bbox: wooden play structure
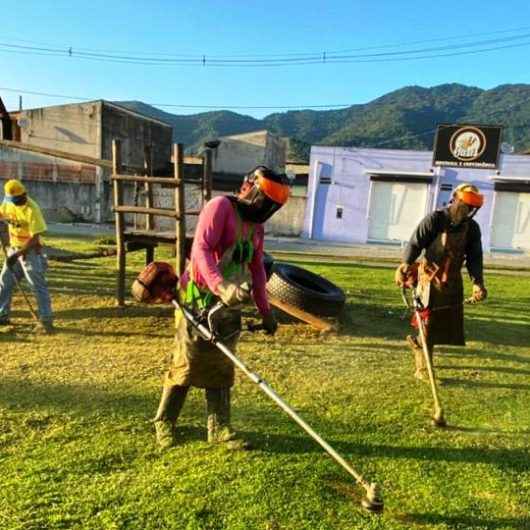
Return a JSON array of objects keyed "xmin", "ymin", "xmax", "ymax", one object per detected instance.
[
  {"xmin": 111, "ymin": 140, "xmax": 213, "ymax": 306},
  {"xmin": 111, "ymin": 138, "xmax": 334, "ymax": 331}
]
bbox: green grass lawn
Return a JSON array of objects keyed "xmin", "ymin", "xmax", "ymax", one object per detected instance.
[{"xmin": 1, "ymin": 235, "xmax": 529, "ymax": 530}]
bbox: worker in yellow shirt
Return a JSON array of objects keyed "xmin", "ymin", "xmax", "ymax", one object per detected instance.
[{"xmin": 0, "ymin": 179, "xmax": 54, "ymax": 333}]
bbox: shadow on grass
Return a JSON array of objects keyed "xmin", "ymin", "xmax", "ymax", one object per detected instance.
[
  {"xmin": 338, "ymin": 303, "xmax": 405, "ymax": 340},
  {"xmin": 441, "ymin": 377, "xmax": 530, "ymax": 391},
  {"xmin": 55, "ymin": 326, "xmax": 172, "ymax": 340},
  {"xmin": 248, "ymin": 432, "xmax": 529, "ymax": 470},
  {"xmin": 0, "ymin": 377, "xmax": 152, "ymax": 418},
  {"xmin": 441, "ymin": 348, "xmax": 530, "ymax": 366},
  {"xmin": 442, "ymin": 425, "xmax": 530, "ymax": 436},
  {"xmin": 2, "ymin": 376, "xmax": 528, "ymax": 473},
  {"xmin": 437, "ymin": 364, "xmax": 530, "ymax": 376},
  {"xmin": 399, "ymin": 512, "xmax": 530, "ymax": 530},
  {"xmin": 53, "ymin": 305, "xmax": 172, "ymax": 321}
]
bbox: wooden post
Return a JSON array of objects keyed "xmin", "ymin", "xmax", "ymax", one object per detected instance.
[
  {"xmin": 112, "ymin": 140, "xmax": 126, "ymax": 307},
  {"xmin": 144, "ymin": 145, "xmax": 154, "ymax": 265},
  {"xmin": 174, "ymin": 143, "xmax": 186, "ymax": 277},
  {"xmin": 202, "ymin": 148, "xmax": 213, "ymax": 204}
]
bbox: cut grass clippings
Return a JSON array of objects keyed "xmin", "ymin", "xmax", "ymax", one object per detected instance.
[{"xmin": 1, "ymin": 234, "xmax": 529, "ymax": 529}]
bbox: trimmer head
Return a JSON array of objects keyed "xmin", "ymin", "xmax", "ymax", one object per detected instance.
[
  {"xmin": 432, "ymin": 410, "xmax": 447, "ymax": 428},
  {"xmin": 361, "ymin": 483, "xmax": 384, "ymax": 514}
]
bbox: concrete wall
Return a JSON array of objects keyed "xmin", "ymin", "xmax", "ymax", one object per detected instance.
[
  {"xmin": 14, "ymin": 100, "xmax": 173, "ymax": 172},
  {"xmin": 0, "ymin": 144, "xmax": 105, "ymax": 222},
  {"xmin": 17, "ymin": 101, "xmax": 102, "ymax": 158},
  {"xmin": 101, "ymin": 103, "xmax": 172, "ymax": 172},
  {"xmin": 212, "ymin": 130, "xmax": 286, "ymax": 175},
  {"xmin": 305, "ymin": 145, "xmax": 530, "ymax": 250},
  {"xmin": 265, "ymin": 133, "xmax": 288, "ymax": 172},
  {"xmin": 264, "ymin": 193, "xmax": 306, "ymax": 236},
  {"xmin": 147, "ymin": 183, "xmax": 306, "ymax": 237}
]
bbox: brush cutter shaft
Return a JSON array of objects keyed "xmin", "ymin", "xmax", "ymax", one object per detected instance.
[
  {"xmin": 414, "ymin": 305, "xmax": 443, "ymax": 415},
  {"xmin": 0, "ymin": 239, "xmax": 39, "ymax": 321},
  {"xmin": 174, "ymin": 299, "xmax": 371, "ymax": 490}
]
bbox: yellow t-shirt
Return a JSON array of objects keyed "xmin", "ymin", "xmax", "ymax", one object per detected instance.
[{"xmin": 0, "ymin": 198, "xmax": 47, "ymax": 248}]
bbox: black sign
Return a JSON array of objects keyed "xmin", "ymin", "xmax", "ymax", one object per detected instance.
[{"xmin": 432, "ymin": 124, "xmax": 503, "ymax": 169}]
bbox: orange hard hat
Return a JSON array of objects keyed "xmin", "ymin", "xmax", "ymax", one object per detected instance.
[{"xmin": 453, "ymin": 183, "xmax": 484, "ymax": 208}]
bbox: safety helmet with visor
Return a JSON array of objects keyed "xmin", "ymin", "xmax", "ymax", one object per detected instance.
[
  {"xmin": 236, "ymin": 166, "xmax": 291, "ymax": 223},
  {"xmin": 449, "ymin": 183, "xmax": 484, "ymax": 223}
]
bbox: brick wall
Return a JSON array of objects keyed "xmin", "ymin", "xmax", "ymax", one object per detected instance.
[{"xmin": 0, "ymin": 160, "xmax": 96, "ymax": 184}]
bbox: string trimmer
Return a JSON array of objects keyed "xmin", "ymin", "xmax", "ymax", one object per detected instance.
[
  {"xmin": 132, "ymin": 262, "xmax": 384, "ymax": 513},
  {"xmin": 408, "ymin": 288, "xmax": 446, "ymax": 427},
  {"xmin": 0, "ymin": 226, "xmax": 39, "ymax": 323},
  {"xmin": 401, "ymin": 286, "xmax": 479, "ymax": 428}
]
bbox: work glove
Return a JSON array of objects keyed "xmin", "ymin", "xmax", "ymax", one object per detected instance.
[
  {"xmin": 216, "ymin": 281, "xmax": 251, "ymax": 307},
  {"xmin": 261, "ymin": 311, "xmax": 278, "ymax": 335},
  {"xmin": 394, "ymin": 263, "xmax": 410, "ymax": 287},
  {"xmin": 470, "ymin": 283, "xmax": 488, "ymax": 303},
  {"xmin": 6, "ymin": 252, "xmax": 20, "ymax": 269}
]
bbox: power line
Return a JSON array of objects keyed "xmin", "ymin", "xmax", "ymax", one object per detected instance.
[
  {"xmin": 2, "ymin": 24, "xmax": 530, "ymax": 60},
  {"xmin": 0, "ymin": 87, "xmax": 353, "ymax": 110},
  {"xmin": 1, "ymin": 30, "xmax": 530, "ymax": 66}
]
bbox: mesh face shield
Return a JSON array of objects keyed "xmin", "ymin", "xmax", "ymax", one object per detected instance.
[
  {"xmin": 451, "ymin": 184, "xmax": 485, "ymax": 222},
  {"xmin": 236, "ymin": 166, "xmax": 290, "ymax": 223}
]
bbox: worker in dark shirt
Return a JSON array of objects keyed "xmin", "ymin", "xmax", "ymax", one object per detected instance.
[{"xmin": 395, "ymin": 183, "xmax": 488, "ymax": 379}]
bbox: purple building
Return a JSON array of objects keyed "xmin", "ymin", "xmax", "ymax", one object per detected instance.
[{"xmin": 304, "ymin": 146, "xmax": 530, "ymax": 252}]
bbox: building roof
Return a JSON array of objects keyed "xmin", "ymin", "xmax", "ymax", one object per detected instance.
[
  {"xmin": 10, "ymin": 100, "xmax": 172, "ymax": 128},
  {"xmin": 219, "ymin": 129, "xmax": 272, "ymax": 140},
  {"xmin": 102, "ymin": 101, "xmax": 172, "ymax": 128}
]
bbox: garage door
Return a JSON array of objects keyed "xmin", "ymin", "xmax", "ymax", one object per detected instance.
[
  {"xmin": 490, "ymin": 191, "xmax": 530, "ymax": 251},
  {"xmin": 368, "ymin": 181, "xmax": 429, "ymax": 242}
]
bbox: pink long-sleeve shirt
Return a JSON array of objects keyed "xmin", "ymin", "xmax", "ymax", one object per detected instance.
[{"xmin": 180, "ymin": 196, "xmax": 270, "ymax": 316}]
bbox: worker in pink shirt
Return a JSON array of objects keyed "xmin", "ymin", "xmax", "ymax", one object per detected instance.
[{"xmin": 154, "ymin": 166, "xmax": 290, "ymax": 450}]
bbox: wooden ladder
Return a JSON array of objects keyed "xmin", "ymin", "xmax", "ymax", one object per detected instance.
[{"xmin": 111, "ymin": 139, "xmax": 213, "ymax": 306}]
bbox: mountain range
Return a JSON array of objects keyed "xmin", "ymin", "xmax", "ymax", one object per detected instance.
[{"xmin": 119, "ymin": 83, "xmax": 530, "ymax": 161}]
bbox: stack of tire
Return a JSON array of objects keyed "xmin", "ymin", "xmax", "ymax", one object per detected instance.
[{"xmin": 263, "ymin": 253, "xmax": 345, "ymax": 318}]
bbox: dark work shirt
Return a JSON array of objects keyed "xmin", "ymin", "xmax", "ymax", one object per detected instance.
[{"xmin": 403, "ymin": 208, "xmax": 484, "ymax": 284}]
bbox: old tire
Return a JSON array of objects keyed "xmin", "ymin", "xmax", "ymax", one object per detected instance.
[
  {"xmin": 266, "ymin": 263, "xmax": 345, "ymax": 317},
  {"xmin": 263, "ymin": 252, "xmax": 274, "ymax": 281}
]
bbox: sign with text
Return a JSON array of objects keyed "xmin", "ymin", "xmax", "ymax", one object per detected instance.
[{"xmin": 433, "ymin": 124, "xmax": 503, "ymax": 169}]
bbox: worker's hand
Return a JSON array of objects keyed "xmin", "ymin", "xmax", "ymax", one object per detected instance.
[
  {"xmin": 471, "ymin": 283, "xmax": 488, "ymax": 303},
  {"xmin": 394, "ymin": 263, "xmax": 410, "ymax": 287},
  {"xmin": 6, "ymin": 252, "xmax": 20, "ymax": 269},
  {"xmin": 261, "ymin": 311, "xmax": 278, "ymax": 335},
  {"xmin": 216, "ymin": 281, "xmax": 251, "ymax": 307}
]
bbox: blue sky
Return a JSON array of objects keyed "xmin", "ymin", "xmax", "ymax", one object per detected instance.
[{"xmin": 2, "ymin": 0, "xmax": 530, "ymax": 118}]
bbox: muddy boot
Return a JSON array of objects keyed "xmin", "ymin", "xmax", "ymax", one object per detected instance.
[
  {"xmin": 206, "ymin": 388, "xmax": 251, "ymax": 450},
  {"xmin": 153, "ymin": 385, "xmax": 189, "ymax": 450},
  {"xmin": 34, "ymin": 321, "xmax": 55, "ymax": 335}
]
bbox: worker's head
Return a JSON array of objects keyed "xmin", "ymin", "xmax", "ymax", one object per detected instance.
[
  {"xmin": 448, "ymin": 183, "xmax": 484, "ymax": 225},
  {"xmin": 236, "ymin": 166, "xmax": 290, "ymax": 223},
  {"xmin": 3, "ymin": 179, "xmax": 28, "ymax": 206}
]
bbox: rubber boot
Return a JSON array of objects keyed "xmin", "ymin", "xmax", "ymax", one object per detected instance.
[
  {"xmin": 153, "ymin": 385, "xmax": 189, "ymax": 450},
  {"xmin": 206, "ymin": 387, "xmax": 251, "ymax": 450}
]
